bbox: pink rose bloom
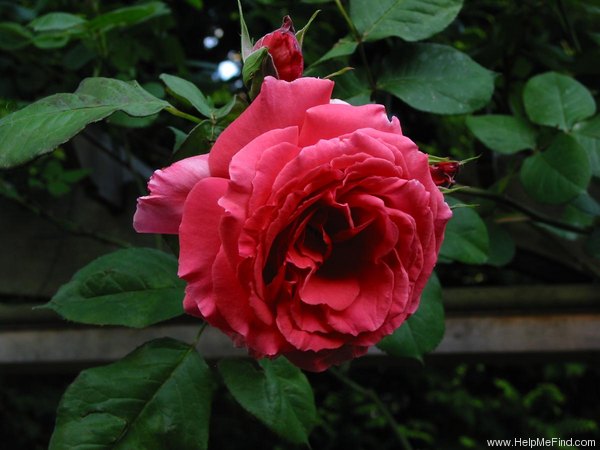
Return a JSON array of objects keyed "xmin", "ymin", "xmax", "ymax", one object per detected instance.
[
  {"xmin": 134, "ymin": 77, "xmax": 451, "ymax": 372},
  {"xmin": 252, "ymin": 16, "xmax": 303, "ymax": 82}
]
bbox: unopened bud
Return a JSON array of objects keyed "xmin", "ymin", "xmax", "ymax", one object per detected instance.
[
  {"xmin": 430, "ymin": 161, "xmax": 460, "ymax": 187},
  {"xmin": 252, "ymin": 16, "xmax": 303, "ymax": 82}
]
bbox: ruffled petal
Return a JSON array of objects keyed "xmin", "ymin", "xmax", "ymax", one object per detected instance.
[
  {"xmin": 298, "ymin": 103, "xmax": 401, "ymax": 147},
  {"xmin": 134, "ymin": 154, "xmax": 210, "ymax": 234}
]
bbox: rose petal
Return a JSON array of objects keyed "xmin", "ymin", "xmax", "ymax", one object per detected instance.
[
  {"xmin": 212, "ymin": 249, "xmax": 290, "ymax": 356},
  {"xmin": 134, "ymin": 154, "xmax": 210, "ymax": 234},
  {"xmin": 178, "ymin": 176, "xmax": 228, "ymax": 279},
  {"xmin": 227, "ymin": 126, "xmax": 299, "ymax": 187},
  {"xmin": 326, "ymin": 264, "xmax": 396, "ymax": 336},
  {"xmin": 300, "ymin": 273, "xmax": 360, "ymax": 310},
  {"xmin": 276, "ymin": 300, "xmax": 345, "ymax": 352},
  {"xmin": 179, "ymin": 177, "xmax": 241, "ymax": 338},
  {"xmin": 298, "ymin": 103, "xmax": 401, "ymax": 147},
  {"xmin": 209, "ymin": 77, "xmax": 333, "ymax": 178},
  {"xmin": 285, "ymin": 345, "xmax": 369, "ymax": 372}
]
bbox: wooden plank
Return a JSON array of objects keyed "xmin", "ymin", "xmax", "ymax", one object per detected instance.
[{"xmin": 1, "ymin": 312, "xmax": 598, "ymax": 368}]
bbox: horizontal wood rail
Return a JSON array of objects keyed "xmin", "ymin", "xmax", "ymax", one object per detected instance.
[{"xmin": 1, "ymin": 284, "xmax": 598, "ymax": 371}]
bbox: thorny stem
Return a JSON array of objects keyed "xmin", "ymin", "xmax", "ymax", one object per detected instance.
[
  {"xmin": 0, "ymin": 179, "xmax": 131, "ymax": 248},
  {"xmin": 329, "ymin": 367, "xmax": 414, "ymax": 450},
  {"xmin": 333, "ymin": 0, "xmax": 377, "ymax": 93},
  {"xmin": 458, "ymin": 186, "xmax": 592, "ymax": 234}
]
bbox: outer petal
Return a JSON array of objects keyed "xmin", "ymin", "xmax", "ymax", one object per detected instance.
[
  {"xmin": 134, "ymin": 154, "xmax": 210, "ymax": 234},
  {"xmin": 179, "ymin": 177, "xmax": 229, "ymax": 323},
  {"xmin": 209, "ymin": 77, "xmax": 334, "ymax": 178},
  {"xmin": 178, "ymin": 176, "xmax": 228, "ymax": 279},
  {"xmin": 298, "ymin": 103, "xmax": 402, "ymax": 147}
]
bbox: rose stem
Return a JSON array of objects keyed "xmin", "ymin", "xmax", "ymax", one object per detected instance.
[
  {"xmin": 165, "ymin": 106, "xmax": 204, "ymax": 124},
  {"xmin": 328, "ymin": 367, "xmax": 414, "ymax": 450},
  {"xmin": 457, "ymin": 186, "xmax": 592, "ymax": 235}
]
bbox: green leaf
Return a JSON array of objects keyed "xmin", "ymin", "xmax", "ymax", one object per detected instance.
[
  {"xmin": 29, "ymin": 12, "xmax": 86, "ymax": 32},
  {"xmin": 520, "ymin": 134, "xmax": 591, "ymax": 204},
  {"xmin": 242, "ymin": 46, "xmax": 270, "ymax": 86},
  {"xmin": 378, "ymin": 44, "xmax": 495, "ymax": 114},
  {"xmin": 49, "ymin": 338, "xmax": 214, "ymax": 450},
  {"xmin": 237, "ymin": 0, "xmax": 253, "ymax": 61},
  {"xmin": 0, "ymin": 77, "xmax": 170, "ymax": 168},
  {"xmin": 213, "ymin": 95, "xmax": 237, "ymax": 120},
  {"xmin": 377, "ymin": 273, "xmax": 444, "ymax": 360},
  {"xmin": 351, "ymin": 0, "xmax": 463, "ymax": 42},
  {"xmin": 572, "ymin": 192, "xmax": 600, "ymax": 217},
  {"xmin": 573, "ymin": 115, "xmax": 600, "ymax": 177},
  {"xmin": 466, "ymin": 115, "xmax": 537, "ymax": 154},
  {"xmin": 0, "ymin": 22, "xmax": 32, "ymax": 50},
  {"xmin": 108, "ymin": 111, "xmax": 158, "ymax": 128},
  {"xmin": 45, "ymin": 248, "xmax": 185, "ymax": 328},
  {"xmin": 169, "ymin": 126, "xmax": 188, "ymax": 153},
  {"xmin": 523, "ymin": 72, "xmax": 596, "ymax": 131},
  {"xmin": 219, "ymin": 357, "xmax": 318, "ymax": 445},
  {"xmin": 185, "ymin": 0, "xmax": 203, "ymax": 9},
  {"xmin": 440, "ymin": 197, "xmax": 489, "ymax": 264},
  {"xmin": 295, "ymin": 9, "xmax": 321, "ymax": 48},
  {"xmin": 172, "ymin": 121, "xmax": 218, "ymax": 159},
  {"xmin": 244, "ymin": 48, "xmax": 278, "ymax": 100},
  {"xmin": 485, "ymin": 221, "xmax": 516, "ymax": 267},
  {"xmin": 31, "ymin": 31, "xmax": 71, "ymax": 49},
  {"xmin": 312, "ymin": 36, "xmax": 357, "ymax": 66},
  {"xmin": 87, "ymin": 2, "xmax": 170, "ymax": 33},
  {"xmin": 160, "ymin": 73, "xmax": 213, "ymax": 118}
]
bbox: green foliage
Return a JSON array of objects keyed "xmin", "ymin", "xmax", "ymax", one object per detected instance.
[
  {"xmin": 160, "ymin": 73, "xmax": 214, "ymax": 118},
  {"xmin": 49, "ymin": 338, "xmax": 214, "ymax": 450},
  {"xmin": 0, "ymin": 78, "xmax": 170, "ymax": 168},
  {"xmin": 219, "ymin": 357, "xmax": 319, "ymax": 445},
  {"xmin": 440, "ymin": 198, "xmax": 490, "ymax": 264},
  {"xmin": 350, "ymin": 0, "xmax": 463, "ymax": 42},
  {"xmin": 466, "ymin": 115, "xmax": 537, "ymax": 154},
  {"xmin": 485, "ymin": 222, "xmax": 516, "ymax": 267},
  {"xmin": 29, "ymin": 12, "xmax": 86, "ymax": 33},
  {"xmin": 312, "ymin": 362, "xmax": 600, "ymax": 449},
  {"xmin": 0, "ymin": 2, "xmax": 170, "ymax": 53},
  {"xmin": 520, "ymin": 134, "xmax": 591, "ymax": 204},
  {"xmin": 45, "ymin": 248, "xmax": 185, "ymax": 328},
  {"xmin": 27, "ymin": 152, "xmax": 89, "ymax": 197},
  {"xmin": 573, "ymin": 115, "xmax": 600, "ymax": 177},
  {"xmin": 0, "ymin": 22, "xmax": 32, "ymax": 50},
  {"xmin": 523, "ymin": 72, "xmax": 596, "ymax": 131},
  {"xmin": 378, "ymin": 43, "xmax": 495, "ymax": 114},
  {"xmin": 377, "ymin": 274, "xmax": 444, "ymax": 360}
]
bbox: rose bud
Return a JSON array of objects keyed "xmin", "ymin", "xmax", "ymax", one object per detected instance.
[
  {"xmin": 430, "ymin": 161, "xmax": 460, "ymax": 187},
  {"xmin": 252, "ymin": 16, "xmax": 303, "ymax": 82}
]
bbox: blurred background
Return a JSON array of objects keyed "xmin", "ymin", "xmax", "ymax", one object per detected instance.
[{"xmin": 0, "ymin": 0, "xmax": 599, "ymax": 448}]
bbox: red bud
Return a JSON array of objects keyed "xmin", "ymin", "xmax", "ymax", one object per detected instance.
[
  {"xmin": 430, "ymin": 161, "xmax": 460, "ymax": 187},
  {"xmin": 252, "ymin": 16, "xmax": 303, "ymax": 82}
]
